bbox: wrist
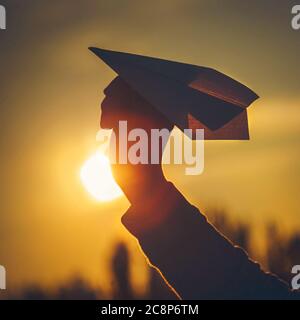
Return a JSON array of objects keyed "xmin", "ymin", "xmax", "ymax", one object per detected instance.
[{"xmin": 121, "ymin": 181, "xmax": 185, "ymax": 235}]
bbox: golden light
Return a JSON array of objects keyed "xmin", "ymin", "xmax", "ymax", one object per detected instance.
[{"xmin": 80, "ymin": 151, "xmax": 123, "ymax": 202}]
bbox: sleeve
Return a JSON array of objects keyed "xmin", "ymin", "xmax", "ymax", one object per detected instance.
[{"xmin": 121, "ymin": 182, "xmax": 297, "ymax": 300}]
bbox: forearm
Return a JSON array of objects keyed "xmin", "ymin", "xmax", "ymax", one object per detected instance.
[{"xmin": 122, "ymin": 182, "xmax": 294, "ymax": 299}]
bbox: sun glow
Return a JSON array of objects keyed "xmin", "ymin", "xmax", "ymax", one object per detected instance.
[{"xmin": 80, "ymin": 151, "xmax": 123, "ymax": 202}]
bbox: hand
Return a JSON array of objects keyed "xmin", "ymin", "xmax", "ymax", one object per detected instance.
[{"xmin": 100, "ymin": 77, "xmax": 173, "ymax": 205}]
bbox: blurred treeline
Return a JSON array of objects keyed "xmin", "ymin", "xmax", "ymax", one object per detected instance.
[{"xmin": 2, "ymin": 210, "xmax": 300, "ymax": 300}]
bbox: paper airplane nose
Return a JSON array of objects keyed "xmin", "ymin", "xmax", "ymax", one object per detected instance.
[{"xmin": 89, "ymin": 47, "xmax": 259, "ymax": 140}]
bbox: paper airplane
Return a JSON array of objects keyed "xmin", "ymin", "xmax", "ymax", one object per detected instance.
[{"xmin": 89, "ymin": 47, "xmax": 259, "ymax": 140}]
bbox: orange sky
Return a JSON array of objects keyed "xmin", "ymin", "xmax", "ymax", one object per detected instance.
[{"xmin": 0, "ymin": 0, "xmax": 299, "ymax": 295}]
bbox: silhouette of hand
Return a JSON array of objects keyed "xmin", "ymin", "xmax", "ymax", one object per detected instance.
[{"xmin": 100, "ymin": 77, "xmax": 173, "ymax": 205}]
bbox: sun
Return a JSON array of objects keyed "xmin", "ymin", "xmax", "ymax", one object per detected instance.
[{"xmin": 80, "ymin": 151, "xmax": 123, "ymax": 202}]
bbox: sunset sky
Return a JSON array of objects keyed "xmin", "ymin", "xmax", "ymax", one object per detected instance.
[{"xmin": 0, "ymin": 0, "xmax": 299, "ymax": 295}]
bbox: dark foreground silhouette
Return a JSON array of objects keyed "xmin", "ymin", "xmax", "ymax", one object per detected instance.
[
  {"xmin": 2, "ymin": 214, "xmax": 300, "ymax": 300},
  {"xmin": 102, "ymin": 77, "xmax": 300, "ymax": 300}
]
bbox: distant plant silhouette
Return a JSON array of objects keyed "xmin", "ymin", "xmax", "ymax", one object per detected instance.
[
  {"xmin": 2, "ymin": 209, "xmax": 300, "ymax": 299},
  {"xmin": 7, "ymin": 278, "xmax": 101, "ymax": 300},
  {"xmin": 111, "ymin": 243, "xmax": 134, "ymax": 300},
  {"xmin": 111, "ymin": 243, "xmax": 176, "ymax": 300},
  {"xmin": 206, "ymin": 209, "xmax": 300, "ymax": 287},
  {"xmin": 207, "ymin": 209, "xmax": 250, "ymax": 252},
  {"xmin": 266, "ymin": 224, "xmax": 300, "ymax": 284}
]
